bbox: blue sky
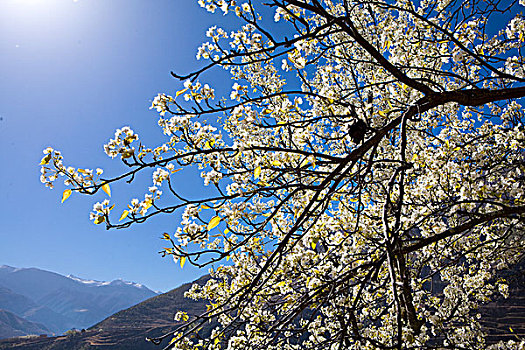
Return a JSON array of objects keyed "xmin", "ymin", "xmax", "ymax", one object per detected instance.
[{"xmin": 0, "ymin": 0, "xmax": 240, "ymax": 292}]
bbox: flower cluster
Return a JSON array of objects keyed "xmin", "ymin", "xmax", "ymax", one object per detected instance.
[
  {"xmin": 150, "ymin": 93, "xmax": 172, "ymax": 116},
  {"xmin": 197, "ymin": 0, "xmax": 232, "ymax": 14},
  {"xmin": 230, "ymin": 83, "xmax": 247, "ymax": 101},
  {"xmin": 40, "ymin": 147, "xmax": 104, "ymax": 191},
  {"xmin": 103, "ymin": 126, "xmax": 139, "ymax": 159},
  {"xmin": 181, "ymin": 80, "xmax": 215, "ymax": 103},
  {"xmin": 89, "ymin": 199, "xmax": 113, "ymax": 224}
]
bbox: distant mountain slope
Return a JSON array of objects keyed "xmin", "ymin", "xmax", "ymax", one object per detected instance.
[
  {"xmin": 0, "ymin": 285, "xmax": 74, "ymax": 334},
  {"xmin": 0, "ymin": 285, "xmax": 37, "ymax": 316},
  {"xmin": 0, "ymin": 309, "xmax": 50, "ymax": 339},
  {"xmin": 0, "ymin": 275, "xmax": 210, "ymax": 350},
  {"xmin": 0, "ymin": 265, "xmax": 158, "ymax": 336},
  {"xmin": 0, "ymin": 266, "xmax": 79, "ymax": 302}
]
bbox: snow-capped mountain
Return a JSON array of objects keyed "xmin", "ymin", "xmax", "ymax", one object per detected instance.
[
  {"xmin": 67, "ymin": 274, "xmax": 148, "ymax": 289},
  {"xmin": 0, "ymin": 265, "xmax": 158, "ymax": 338}
]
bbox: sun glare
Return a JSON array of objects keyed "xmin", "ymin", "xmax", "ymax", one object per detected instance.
[{"xmin": 4, "ymin": 0, "xmax": 75, "ymax": 24}]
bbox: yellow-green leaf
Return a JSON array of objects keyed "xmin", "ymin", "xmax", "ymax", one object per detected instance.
[
  {"xmin": 119, "ymin": 210, "xmax": 129, "ymax": 221},
  {"xmin": 271, "ymin": 160, "xmax": 282, "ymax": 166},
  {"xmin": 180, "ymin": 256, "xmax": 186, "ymax": 268},
  {"xmin": 40, "ymin": 154, "xmax": 52, "ymax": 165},
  {"xmin": 61, "ymin": 189, "xmax": 72, "ymax": 203},
  {"xmin": 101, "ymin": 183, "xmax": 111, "ymax": 197},
  {"xmin": 94, "ymin": 216, "xmax": 105, "ymax": 225},
  {"xmin": 300, "ymin": 158, "xmax": 309, "ymax": 168},
  {"xmin": 207, "ymin": 216, "xmax": 221, "ymax": 231},
  {"xmin": 254, "ymin": 166, "xmax": 261, "ymax": 179},
  {"xmin": 311, "ymin": 238, "xmax": 319, "ymax": 250},
  {"xmin": 175, "ymin": 88, "xmax": 188, "ymax": 97},
  {"xmin": 163, "ymin": 233, "xmax": 171, "ymax": 240}
]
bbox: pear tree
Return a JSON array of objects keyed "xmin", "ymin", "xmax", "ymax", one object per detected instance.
[{"xmin": 41, "ymin": 0, "xmax": 525, "ymax": 349}]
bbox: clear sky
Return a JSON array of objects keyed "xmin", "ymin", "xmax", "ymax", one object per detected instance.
[{"xmin": 0, "ymin": 0, "xmax": 239, "ymax": 292}]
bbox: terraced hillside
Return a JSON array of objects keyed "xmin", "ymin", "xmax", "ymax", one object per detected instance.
[{"xmin": 480, "ymin": 260, "xmax": 525, "ymax": 343}]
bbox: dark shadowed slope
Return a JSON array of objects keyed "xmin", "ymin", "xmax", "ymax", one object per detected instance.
[{"xmin": 480, "ymin": 259, "xmax": 525, "ymax": 343}]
